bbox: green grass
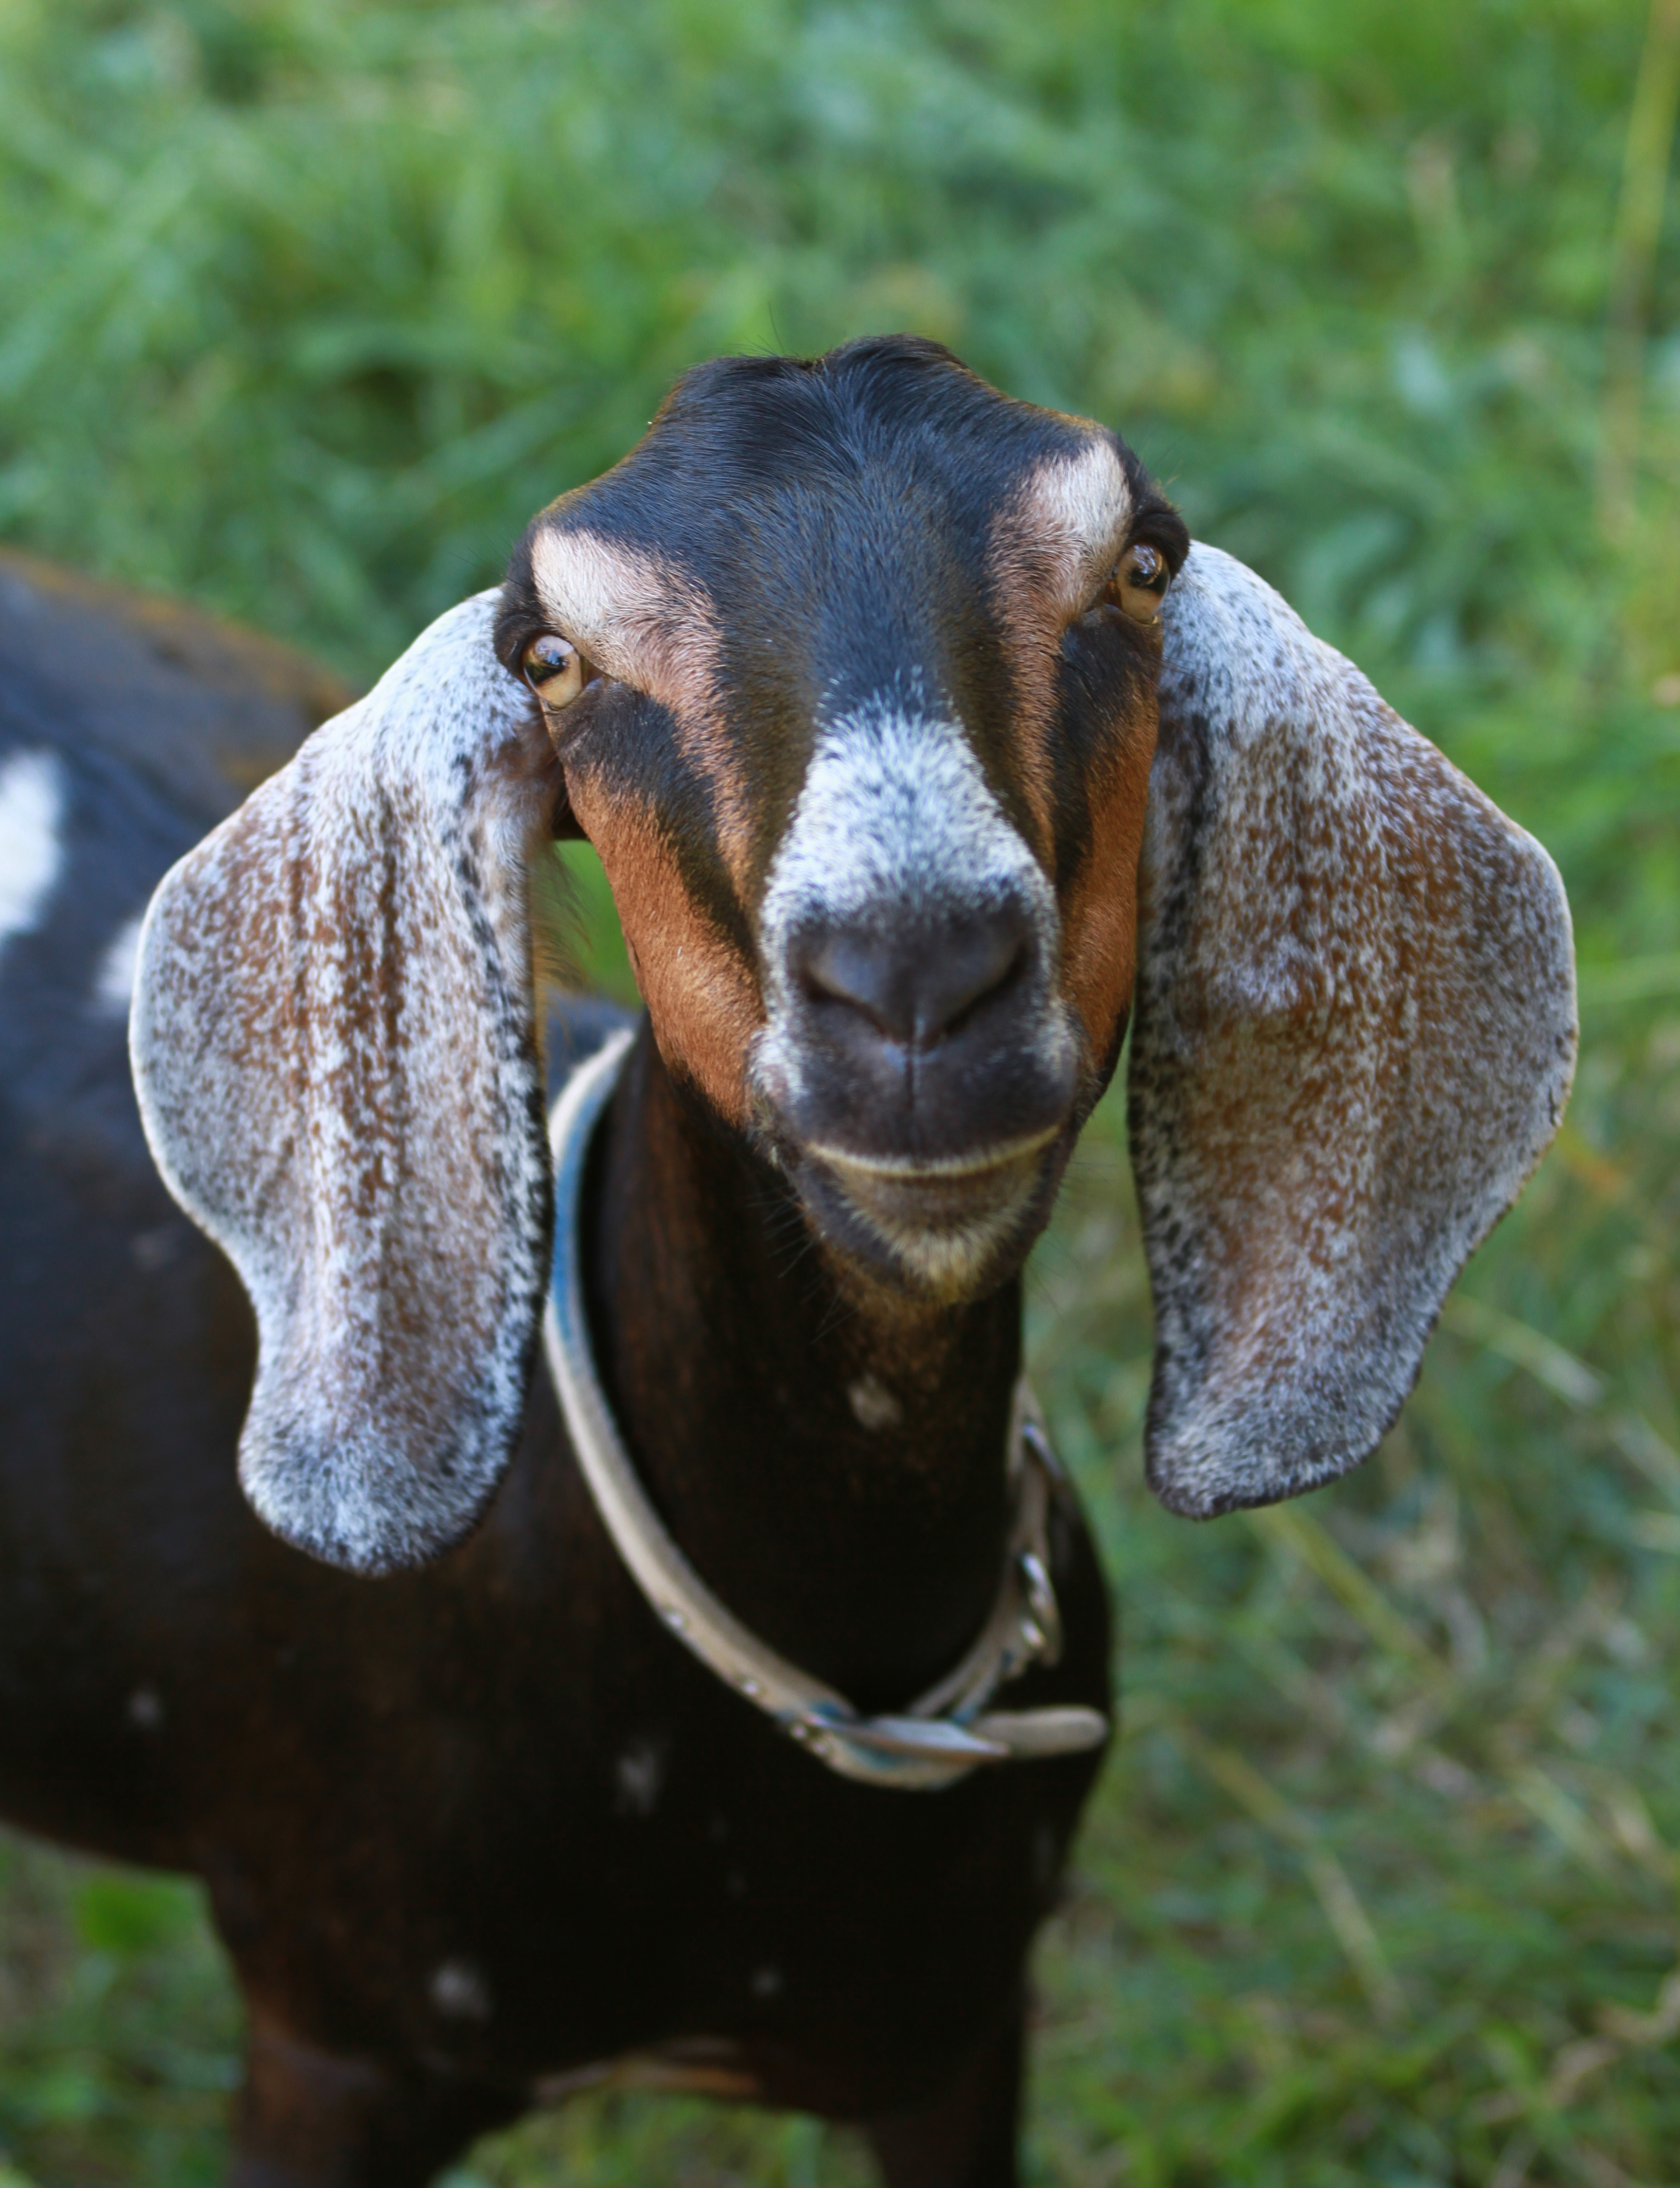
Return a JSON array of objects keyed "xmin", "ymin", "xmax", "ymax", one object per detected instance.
[{"xmin": 3, "ymin": 0, "xmax": 1680, "ymax": 2180}]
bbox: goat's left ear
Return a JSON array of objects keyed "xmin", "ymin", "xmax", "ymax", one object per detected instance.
[
  {"xmin": 1132, "ymin": 543, "xmax": 1576, "ymax": 1517},
  {"xmin": 131, "ymin": 592, "xmax": 560, "ymax": 1575}
]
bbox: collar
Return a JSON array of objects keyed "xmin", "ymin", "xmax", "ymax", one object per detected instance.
[{"xmin": 542, "ymin": 1026, "xmax": 1109, "ymax": 1792}]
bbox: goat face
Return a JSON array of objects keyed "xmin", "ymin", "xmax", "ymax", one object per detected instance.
[
  {"xmin": 498, "ymin": 338, "xmax": 1188, "ymax": 1303},
  {"xmin": 133, "ymin": 337, "xmax": 1575, "ymax": 1573}
]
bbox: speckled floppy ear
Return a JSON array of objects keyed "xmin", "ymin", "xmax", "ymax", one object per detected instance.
[
  {"xmin": 130, "ymin": 592, "xmax": 559, "ymax": 1575},
  {"xmin": 1132, "ymin": 543, "xmax": 1577, "ymax": 1518}
]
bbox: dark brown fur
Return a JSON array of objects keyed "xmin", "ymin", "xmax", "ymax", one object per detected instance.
[
  {"xmin": 4, "ymin": 346, "xmax": 1161, "ymax": 2185},
  {"xmin": 3, "ymin": 338, "xmax": 1576, "ymax": 2184}
]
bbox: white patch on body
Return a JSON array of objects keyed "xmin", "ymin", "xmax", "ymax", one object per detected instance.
[
  {"xmin": 129, "ymin": 1224, "xmax": 182, "ymax": 1274},
  {"xmin": 750, "ymin": 1964, "xmax": 783, "ymax": 1999},
  {"xmin": 0, "ymin": 748, "xmax": 65, "ymax": 962},
  {"xmin": 614, "ymin": 1737, "xmax": 666, "ymax": 1817},
  {"xmin": 125, "ymin": 1686, "xmax": 164, "ymax": 1731},
  {"xmin": 847, "ymin": 1374, "xmax": 903, "ymax": 1431},
  {"xmin": 92, "ymin": 912, "xmax": 145, "ymax": 1017},
  {"xmin": 429, "ymin": 1958, "xmax": 493, "ymax": 2022}
]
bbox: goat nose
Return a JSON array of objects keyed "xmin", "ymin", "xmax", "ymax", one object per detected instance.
[{"xmin": 794, "ymin": 900, "xmax": 1032, "ymax": 1048}]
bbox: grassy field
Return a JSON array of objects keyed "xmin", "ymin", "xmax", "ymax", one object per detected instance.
[{"xmin": 3, "ymin": 0, "xmax": 1679, "ymax": 2180}]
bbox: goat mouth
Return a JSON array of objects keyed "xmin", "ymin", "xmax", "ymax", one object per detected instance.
[
  {"xmin": 790, "ymin": 1124, "xmax": 1071, "ymax": 1303},
  {"xmin": 805, "ymin": 1123, "xmax": 1063, "ymax": 1185}
]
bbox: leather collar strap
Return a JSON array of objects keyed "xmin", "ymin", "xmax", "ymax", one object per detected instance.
[{"xmin": 542, "ymin": 1027, "xmax": 1109, "ymax": 1792}]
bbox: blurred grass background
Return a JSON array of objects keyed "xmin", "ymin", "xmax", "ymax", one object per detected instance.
[{"xmin": 2, "ymin": 0, "xmax": 1679, "ymax": 2180}]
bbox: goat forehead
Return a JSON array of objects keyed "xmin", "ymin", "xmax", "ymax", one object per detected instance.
[
  {"xmin": 526, "ymin": 434, "xmax": 1133, "ymax": 848},
  {"xmin": 529, "ymin": 416, "xmax": 1131, "ymax": 667}
]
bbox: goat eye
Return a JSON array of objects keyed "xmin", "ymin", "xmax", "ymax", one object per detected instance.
[
  {"xmin": 1115, "ymin": 544, "xmax": 1170, "ymax": 623},
  {"xmin": 521, "ymin": 633, "xmax": 586, "ymax": 708}
]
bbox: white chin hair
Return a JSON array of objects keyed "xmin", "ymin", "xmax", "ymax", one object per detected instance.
[{"xmin": 835, "ymin": 1182, "xmax": 1034, "ymax": 1300}]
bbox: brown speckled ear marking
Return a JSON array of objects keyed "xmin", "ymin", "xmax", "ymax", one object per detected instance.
[
  {"xmin": 1133, "ymin": 544, "xmax": 1577, "ymax": 1517},
  {"xmin": 130, "ymin": 593, "xmax": 560, "ymax": 1575}
]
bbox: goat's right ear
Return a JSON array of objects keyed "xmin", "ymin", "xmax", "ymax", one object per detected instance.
[{"xmin": 130, "ymin": 592, "xmax": 561, "ymax": 1575}]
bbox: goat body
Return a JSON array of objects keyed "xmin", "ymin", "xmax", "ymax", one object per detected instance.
[
  {"xmin": 1, "ymin": 340, "xmax": 1575, "ymax": 2186},
  {"xmin": 0, "ymin": 540, "xmax": 1106, "ymax": 2184}
]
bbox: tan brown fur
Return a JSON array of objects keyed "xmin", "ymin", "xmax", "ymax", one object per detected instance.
[
  {"xmin": 984, "ymin": 445, "xmax": 1137, "ymax": 861},
  {"xmin": 1056, "ymin": 658, "xmax": 1161, "ymax": 1060},
  {"xmin": 568, "ymin": 773, "xmax": 761, "ymax": 1126}
]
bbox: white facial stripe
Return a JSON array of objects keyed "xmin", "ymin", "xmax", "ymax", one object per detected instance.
[
  {"xmin": 1018, "ymin": 441, "xmax": 1134, "ymax": 614},
  {"xmin": 528, "ymin": 528, "xmax": 719, "ymax": 700},
  {"xmin": 0, "ymin": 748, "xmax": 65, "ymax": 962},
  {"xmin": 92, "ymin": 911, "xmax": 144, "ymax": 1018},
  {"xmin": 753, "ymin": 700, "xmax": 1062, "ymax": 1109},
  {"xmin": 761, "ymin": 701, "xmax": 1050, "ymax": 936}
]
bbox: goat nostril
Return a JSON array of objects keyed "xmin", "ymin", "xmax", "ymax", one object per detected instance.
[
  {"xmin": 937, "ymin": 940, "xmax": 1026, "ymax": 1043},
  {"xmin": 798, "ymin": 935, "xmax": 900, "ymax": 1037},
  {"xmin": 792, "ymin": 906, "xmax": 1034, "ymax": 1051}
]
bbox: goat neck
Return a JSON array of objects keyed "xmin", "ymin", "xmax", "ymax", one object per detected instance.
[{"xmin": 583, "ymin": 1020, "xmax": 1020, "ymax": 1715}]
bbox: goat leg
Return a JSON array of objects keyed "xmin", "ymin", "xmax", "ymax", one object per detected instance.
[
  {"xmin": 862, "ymin": 1986, "xmax": 1026, "ymax": 2188},
  {"xmin": 230, "ymin": 2008, "xmax": 517, "ymax": 2188}
]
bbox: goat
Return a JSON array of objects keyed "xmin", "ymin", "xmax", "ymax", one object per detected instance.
[{"xmin": 1, "ymin": 338, "xmax": 1576, "ymax": 2187}]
